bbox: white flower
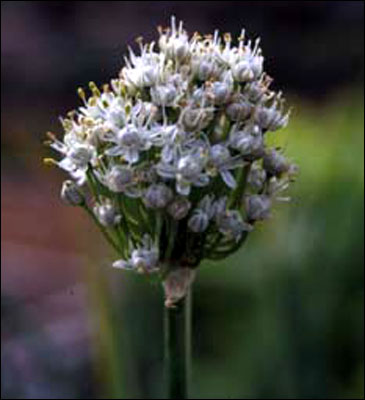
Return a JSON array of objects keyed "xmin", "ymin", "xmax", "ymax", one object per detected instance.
[
  {"xmin": 104, "ymin": 124, "xmax": 149, "ymax": 163},
  {"xmin": 208, "ymin": 144, "xmax": 244, "ymax": 189},
  {"xmin": 122, "ymin": 44, "xmax": 162, "ymax": 90},
  {"xmin": 158, "ymin": 16, "xmax": 190, "ymax": 61},
  {"xmin": 216, "ymin": 210, "xmax": 253, "ymax": 241},
  {"xmin": 113, "ymin": 235, "xmax": 159, "ymax": 272},
  {"xmin": 53, "ymin": 139, "xmax": 97, "ymax": 185},
  {"xmin": 46, "ymin": 16, "xmax": 295, "ymax": 290},
  {"xmin": 157, "ymin": 142, "xmax": 210, "ymax": 195},
  {"xmin": 98, "ymin": 165, "xmax": 141, "ymax": 198}
]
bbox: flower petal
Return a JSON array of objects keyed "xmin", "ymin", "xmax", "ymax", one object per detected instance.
[{"xmin": 220, "ymin": 170, "xmax": 237, "ymax": 189}]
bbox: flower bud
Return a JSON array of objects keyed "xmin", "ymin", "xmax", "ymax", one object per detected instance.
[
  {"xmin": 210, "ymin": 144, "xmax": 230, "ymax": 165},
  {"xmin": 254, "ymin": 105, "xmax": 289, "ymax": 131},
  {"xmin": 60, "ymin": 180, "xmax": 84, "ymax": 206},
  {"xmin": 254, "ymin": 106, "xmax": 274, "ymax": 130},
  {"xmin": 230, "ymin": 126, "xmax": 264, "ymax": 158},
  {"xmin": 245, "ymin": 81, "xmax": 266, "ymax": 103},
  {"xmin": 263, "ymin": 150, "xmax": 288, "ymax": 176},
  {"xmin": 212, "ymin": 82, "xmax": 231, "ymax": 104},
  {"xmin": 180, "ymin": 108, "xmax": 213, "ymax": 131},
  {"xmin": 171, "ymin": 38, "xmax": 190, "ymax": 60},
  {"xmin": 150, "ymin": 84, "xmax": 177, "ymax": 106},
  {"xmin": 168, "ymin": 197, "xmax": 191, "ymax": 220},
  {"xmin": 226, "ymin": 101, "xmax": 252, "ymax": 121},
  {"xmin": 94, "ymin": 201, "xmax": 121, "ymax": 227},
  {"xmin": 250, "ymin": 55, "xmax": 264, "ymax": 79},
  {"xmin": 106, "ymin": 166, "xmax": 133, "ymax": 192},
  {"xmin": 140, "ymin": 65, "xmax": 158, "ymax": 87},
  {"xmin": 217, "ymin": 210, "xmax": 253, "ymax": 241},
  {"xmin": 245, "ymin": 195, "xmax": 272, "ymax": 221},
  {"xmin": 247, "ymin": 164, "xmax": 267, "ymax": 190},
  {"xmin": 143, "ymin": 183, "xmax": 173, "ymax": 208},
  {"xmin": 177, "ymin": 155, "xmax": 204, "ymax": 179},
  {"xmin": 232, "ymin": 60, "xmax": 254, "ymax": 82},
  {"xmin": 197, "ymin": 60, "xmax": 216, "ymax": 80},
  {"xmin": 188, "ymin": 210, "xmax": 209, "ymax": 232}
]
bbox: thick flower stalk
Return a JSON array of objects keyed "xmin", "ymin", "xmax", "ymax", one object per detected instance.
[{"xmin": 45, "ymin": 17, "xmax": 297, "ymax": 307}]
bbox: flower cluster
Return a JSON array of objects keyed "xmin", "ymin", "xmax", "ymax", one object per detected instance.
[{"xmin": 46, "ymin": 17, "xmax": 297, "ymax": 305}]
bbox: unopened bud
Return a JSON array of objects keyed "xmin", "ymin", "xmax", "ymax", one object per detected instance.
[
  {"xmin": 106, "ymin": 166, "xmax": 133, "ymax": 192},
  {"xmin": 245, "ymin": 194, "xmax": 272, "ymax": 221},
  {"xmin": 94, "ymin": 201, "xmax": 121, "ymax": 227},
  {"xmin": 143, "ymin": 183, "xmax": 173, "ymax": 209},
  {"xmin": 226, "ymin": 101, "xmax": 251, "ymax": 121},
  {"xmin": 263, "ymin": 149, "xmax": 288, "ymax": 176},
  {"xmin": 188, "ymin": 211, "xmax": 209, "ymax": 232},
  {"xmin": 60, "ymin": 180, "xmax": 84, "ymax": 206},
  {"xmin": 168, "ymin": 197, "xmax": 191, "ymax": 220},
  {"xmin": 232, "ymin": 60, "xmax": 254, "ymax": 82}
]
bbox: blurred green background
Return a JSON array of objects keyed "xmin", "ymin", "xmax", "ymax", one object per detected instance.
[{"xmin": 1, "ymin": 2, "xmax": 364, "ymax": 399}]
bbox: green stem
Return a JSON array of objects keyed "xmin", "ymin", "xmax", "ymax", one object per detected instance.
[
  {"xmin": 228, "ymin": 163, "xmax": 251, "ymax": 209},
  {"xmin": 164, "ymin": 289, "xmax": 192, "ymax": 399}
]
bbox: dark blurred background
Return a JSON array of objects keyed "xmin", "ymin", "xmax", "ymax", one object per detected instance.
[{"xmin": 1, "ymin": 1, "xmax": 364, "ymax": 399}]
